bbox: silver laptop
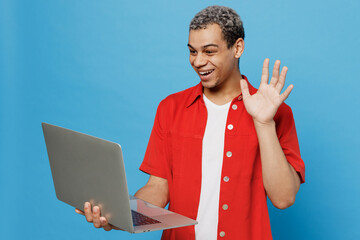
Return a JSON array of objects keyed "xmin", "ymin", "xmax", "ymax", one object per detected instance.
[{"xmin": 42, "ymin": 122, "xmax": 197, "ymax": 233}]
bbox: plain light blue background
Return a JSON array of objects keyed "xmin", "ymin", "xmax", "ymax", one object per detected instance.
[{"xmin": 1, "ymin": 0, "xmax": 359, "ymax": 239}]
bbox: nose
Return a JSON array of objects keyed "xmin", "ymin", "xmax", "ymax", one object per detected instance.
[{"xmin": 192, "ymin": 53, "xmax": 207, "ymax": 68}]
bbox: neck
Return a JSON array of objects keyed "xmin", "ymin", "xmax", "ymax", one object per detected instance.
[{"xmin": 204, "ymin": 69, "xmax": 243, "ymax": 105}]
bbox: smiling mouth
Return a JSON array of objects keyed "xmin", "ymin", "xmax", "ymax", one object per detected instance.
[{"xmin": 199, "ymin": 70, "xmax": 214, "ymax": 76}]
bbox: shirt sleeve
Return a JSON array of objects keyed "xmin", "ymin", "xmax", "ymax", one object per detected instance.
[
  {"xmin": 275, "ymin": 103, "xmax": 305, "ymax": 183},
  {"xmin": 139, "ymin": 100, "xmax": 169, "ymax": 180}
]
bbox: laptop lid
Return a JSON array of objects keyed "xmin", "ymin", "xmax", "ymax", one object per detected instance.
[
  {"xmin": 42, "ymin": 122, "xmax": 135, "ymax": 232},
  {"xmin": 42, "ymin": 122, "xmax": 197, "ymax": 233}
]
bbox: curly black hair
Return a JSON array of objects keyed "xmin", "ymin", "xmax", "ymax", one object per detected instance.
[{"xmin": 189, "ymin": 5, "xmax": 245, "ymax": 49}]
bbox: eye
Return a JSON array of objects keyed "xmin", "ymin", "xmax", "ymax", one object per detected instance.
[
  {"xmin": 205, "ymin": 48, "xmax": 217, "ymax": 55},
  {"xmin": 189, "ymin": 49, "xmax": 197, "ymax": 55}
]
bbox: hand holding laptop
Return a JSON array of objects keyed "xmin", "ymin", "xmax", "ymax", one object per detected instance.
[{"xmin": 75, "ymin": 202, "xmax": 121, "ymax": 231}]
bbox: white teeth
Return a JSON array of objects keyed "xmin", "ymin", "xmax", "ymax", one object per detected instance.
[{"xmin": 199, "ymin": 70, "xmax": 213, "ymax": 75}]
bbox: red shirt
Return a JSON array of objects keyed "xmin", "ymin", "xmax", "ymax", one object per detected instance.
[{"xmin": 140, "ymin": 76, "xmax": 305, "ymax": 240}]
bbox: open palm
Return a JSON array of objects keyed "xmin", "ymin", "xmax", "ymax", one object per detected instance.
[{"xmin": 240, "ymin": 59, "xmax": 293, "ymax": 125}]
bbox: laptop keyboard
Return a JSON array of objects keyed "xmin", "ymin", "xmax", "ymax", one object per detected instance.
[{"xmin": 131, "ymin": 210, "xmax": 161, "ymax": 226}]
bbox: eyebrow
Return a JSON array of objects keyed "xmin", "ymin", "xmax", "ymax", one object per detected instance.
[{"xmin": 187, "ymin": 43, "xmax": 219, "ymax": 49}]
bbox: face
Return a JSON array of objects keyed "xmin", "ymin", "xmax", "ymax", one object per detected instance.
[{"xmin": 188, "ymin": 24, "xmax": 242, "ymax": 89}]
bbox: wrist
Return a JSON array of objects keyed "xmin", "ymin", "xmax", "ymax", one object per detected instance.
[{"xmin": 253, "ymin": 119, "xmax": 275, "ymax": 129}]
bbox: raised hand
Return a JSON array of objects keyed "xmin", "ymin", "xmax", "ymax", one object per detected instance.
[{"xmin": 240, "ymin": 58, "xmax": 293, "ymax": 126}]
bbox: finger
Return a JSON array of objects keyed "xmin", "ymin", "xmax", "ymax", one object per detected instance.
[
  {"xmin": 279, "ymin": 84, "xmax": 294, "ymax": 102},
  {"xmin": 100, "ymin": 217, "xmax": 112, "ymax": 231},
  {"xmin": 84, "ymin": 202, "xmax": 93, "ymax": 222},
  {"xmin": 92, "ymin": 206, "xmax": 101, "ymax": 228},
  {"xmin": 275, "ymin": 66, "xmax": 288, "ymax": 93},
  {"xmin": 111, "ymin": 225, "xmax": 122, "ymax": 230},
  {"xmin": 261, "ymin": 58, "xmax": 270, "ymax": 84},
  {"xmin": 240, "ymin": 79, "xmax": 251, "ymax": 101},
  {"xmin": 75, "ymin": 208, "xmax": 85, "ymax": 215},
  {"xmin": 270, "ymin": 60, "xmax": 281, "ymax": 86}
]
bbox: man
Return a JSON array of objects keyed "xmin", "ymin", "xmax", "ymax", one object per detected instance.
[{"xmin": 76, "ymin": 5, "xmax": 305, "ymax": 239}]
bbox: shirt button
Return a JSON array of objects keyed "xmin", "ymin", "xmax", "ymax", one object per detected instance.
[
  {"xmin": 222, "ymin": 204, "xmax": 229, "ymax": 210},
  {"xmin": 223, "ymin": 176, "xmax": 229, "ymax": 182},
  {"xmin": 226, "ymin": 151, "xmax": 232, "ymax": 158},
  {"xmin": 232, "ymin": 104, "xmax": 238, "ymax": 110},
  {"xmin": 219, "ymin": 231, "xmax": 226, "ymax": 237},
  {"xmin": 227, "ymin": 124, "xmax": 233, "ymax": 130}
]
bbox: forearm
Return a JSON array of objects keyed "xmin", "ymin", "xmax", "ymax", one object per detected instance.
[
  {"xmin": 134, "ymin": 176, "xmax": 169, "ymax": 208},
  {"xmin": 254, "ymin": 120, "xmax": 300, "ymax": 209}
]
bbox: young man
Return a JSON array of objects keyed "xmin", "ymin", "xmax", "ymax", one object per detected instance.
[{"xmin": 76, "ymin": 5, "xmax": 305, "ymax": 240}]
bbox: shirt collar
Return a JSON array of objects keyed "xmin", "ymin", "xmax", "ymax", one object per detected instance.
[{"xmin": 186, "ymin": 75, "xmax": 256, "ymax": 108}]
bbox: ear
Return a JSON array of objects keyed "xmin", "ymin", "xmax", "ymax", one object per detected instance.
[{"xmin": 234, "ymin": 38, "xmax": 245, "ymax": 59}]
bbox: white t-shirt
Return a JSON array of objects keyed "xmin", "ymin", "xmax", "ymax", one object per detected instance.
[{"xmin": 195, "ymin": 94, "xmax": 231, "ymax": 240}]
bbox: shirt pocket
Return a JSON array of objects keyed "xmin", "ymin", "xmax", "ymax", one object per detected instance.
[{"xmin": 169, "ymin": 131, "xmax": 202, "ymax": 179}]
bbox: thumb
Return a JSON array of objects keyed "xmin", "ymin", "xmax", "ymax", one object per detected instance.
[{"xmin": 240, "ymin": 79, "xmax": 250, "ymax": 100}]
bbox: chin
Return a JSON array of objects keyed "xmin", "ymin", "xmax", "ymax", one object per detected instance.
[
  {"xmin": 201, "ymin": 81, "xmax": 215, "ymax": 89},
  {"xmin": 201, "ymin": 79, "xmax": 221, "ymax": 90}
]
